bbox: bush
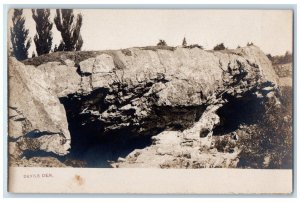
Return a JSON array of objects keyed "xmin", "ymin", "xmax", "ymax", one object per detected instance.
[
  {"xmin": 186, "ymin": 44, "xmax": 203, "ymax": 49},
  {"xmin": 213, "ymin": 134, "xmax": 237, "ymax": 153},
  {"xmin": 157, "ymin": 39, "xmax": 167, "ymax": 46},
  {"xmin": 237, "ymin": 89, "xmax": 292, "ymax": 169},
  {"xmin": 121, "ymin": 49, "xmax": 132, "ymax": 56},
  {"xmin": 213, "ymin": 43, "xmax": 226, "ymax": 51},
  {"xmin": 267, "ymin": 51, "xmax": 293, "ymax": 65}
]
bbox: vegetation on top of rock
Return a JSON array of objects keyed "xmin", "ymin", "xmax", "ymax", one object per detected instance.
[
  {"xmin": 10, "ymin": 9, "xmax": 31, "ymax": 60},
  {"xmin": 121, "ymin": 49, "xmax": 132, "ymax": 56},
  {"xmin": 182, "ymin": 37, "xmax": 187, "ymax": 47},
  {"xmin": 23, "ymin": 49, "xmax": 128, "ymax": 71},
  {"xmin": 141, "ymin": 46, "xmax": 176, "ymax": 52},
  {"xmin": 185, "ymin": 44, "xmax": 204, "ymax": 49},
  {"xmin": 157, "ymin": 39, "xmax": 167, "ymax": 46},
  {"xmin": 213, "ymin": 43, "xmax": 226, "ymax": 51},
  {"xmin": 23, "ymin": 51, "xmax": 99, "ymax": 66}
]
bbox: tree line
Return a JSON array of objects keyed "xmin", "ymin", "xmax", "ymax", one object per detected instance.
[
  {"xmin": 266, "ymin": 51, "xmax": 292, "ymax": 65},
  {"xmin": 10, "ymin": 9, "xmax": 83, "ymax": 61}
]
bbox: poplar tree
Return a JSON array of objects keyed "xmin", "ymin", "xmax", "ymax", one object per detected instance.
[
  {"xmin": 54, "ymin": 9, "xmax": 83, "ymax": 51},
  {"xmin": 10, "ymin": 9, "xmax": 31, "ymax": 60},
  {"xmin": 32, "ymin": 9, "xmax": 53, "ymax": 56}
]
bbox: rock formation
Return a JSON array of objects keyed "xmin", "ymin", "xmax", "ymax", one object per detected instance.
[{"xmin": 8, "ymin": 46, "xmax": 280, "ymax": 168}]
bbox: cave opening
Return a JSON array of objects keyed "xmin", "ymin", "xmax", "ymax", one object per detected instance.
[
  {"xmin": 57, "ymin": 88, "xmax": 207, "ymax": 167},
  {"xmin": 58, "ymin": 89, "xmax": 155, "ymax": 167},
  {"xmin": 213, "ymin": 91, "xmax": 265, "ymax": 136}
]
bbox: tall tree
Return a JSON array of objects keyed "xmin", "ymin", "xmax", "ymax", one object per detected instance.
[
  {"xmin": 10, "ymin": 9, "xmax": 31, "ymax": 60},
  {"xmin": 182, "ymin": 37, "xmax": 187, "ymax": 47},
  {"xmin": 32, "ymin": 9, "xmax": 53, "ymax": 56},
  {"xmin": 54, "ymin": 9, "xmax": 83, "ymax": 51}
]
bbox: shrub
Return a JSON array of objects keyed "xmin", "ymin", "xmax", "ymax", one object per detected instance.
[
  {"xmin": 213, "ymin": 43, "xmax": 226, "ymax": 51},
  {"xmin": 213, "ymin": 134, "xmax": 237, "ymax": 153},
  {"xmin": 237, "ymin": 89, "xmax": 292, "ymax": 169},
  {"xmin": 157, "ymin": 39, "xmax": 167, "ymax": 46},
  {"xmin": 268, "ymin": 51, "xmax": 293, "ymax": 65},
  {"xmin": 186, "ymin": 44, "xmax": 203, "ymax": 49},
  {"xmin": 121, "ymin": 49, "xmax": 132, "ymax": 56}
]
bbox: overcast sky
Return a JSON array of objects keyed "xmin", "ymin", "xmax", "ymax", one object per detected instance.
[{"xmin": 9, "ymin": 9, "xmax": 293, "ymax": 56}]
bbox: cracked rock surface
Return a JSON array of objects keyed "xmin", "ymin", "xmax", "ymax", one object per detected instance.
[{"xmin": 8, "ymin": 46, "xmax": 279, "ymax": 167}]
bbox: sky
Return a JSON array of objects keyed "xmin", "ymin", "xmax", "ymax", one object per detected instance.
[{"xmin": 9, "ymin": 9, "xmax": 293, "ymax": 56}]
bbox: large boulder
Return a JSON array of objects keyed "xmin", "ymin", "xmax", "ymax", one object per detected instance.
[
  {"xmin": 8, "ymin": 45, "xmax": 279, "ymax": 167},
  {"xmin": 8, "ymin": 58, "xmax": 71, "ymax": 159}
]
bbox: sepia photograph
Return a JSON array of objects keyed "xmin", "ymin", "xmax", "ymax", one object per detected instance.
[{"xmin": 6, "ymin": 7, "xmax": 294, "ymax": 194}]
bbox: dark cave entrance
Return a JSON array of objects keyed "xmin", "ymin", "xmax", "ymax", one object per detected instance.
[
  {"xmin": 213, "ymin": 91, "xmax": 265, "ymax": 136},
  {"xmin": 58, "ymin": 90, "xmax": 154, "ymax": 168},
  {"xmin": 64, "ymin": 123, "xmax": 154, "ymax": 168},
  {"xmin": 58, "ymin": 88, "xmax": 207, "ymax": 168}
]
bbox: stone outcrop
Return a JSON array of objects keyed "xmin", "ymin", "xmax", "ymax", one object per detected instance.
[
  {"xmin": 8, "ymin": 58, "xmax": 71, "ymax": 160},
  {"xmin": 8, "ymin": 45, "xmax": 279, "ymax": 168}
]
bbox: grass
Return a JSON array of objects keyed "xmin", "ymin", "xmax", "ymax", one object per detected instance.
[
  {"xmin": 22, "ymin": 50, "xmax": 127, "ymax": 70},
  {"xmin": 140, "ymin": 46, "xmax": 176, "ymax": 52},
  {"xmin": 22, "ymin": 51, "xmax": 100, "ymax": 66}
]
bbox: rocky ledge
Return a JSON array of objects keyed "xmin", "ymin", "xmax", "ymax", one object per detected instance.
[{"xmin": 8, "ymin": 45, "xmax": 282, "ymax": 168}]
